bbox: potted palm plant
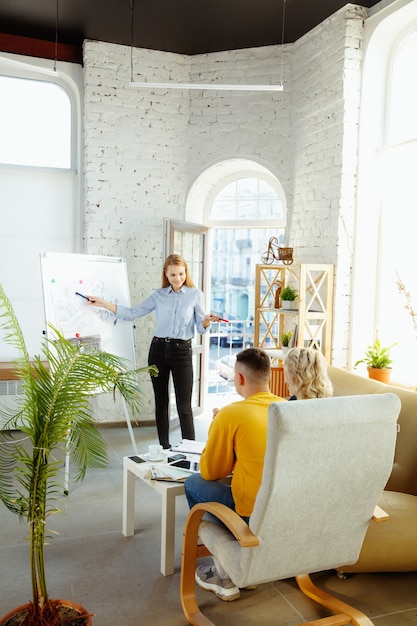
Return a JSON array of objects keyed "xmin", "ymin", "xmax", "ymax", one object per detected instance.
[
  {"xmin": 354, "ymin": 334, "xmax": 397, "ymax": 383},
  {"xmin": 0, "ymin": 283, "xmax": 157, "ymax": 625}
]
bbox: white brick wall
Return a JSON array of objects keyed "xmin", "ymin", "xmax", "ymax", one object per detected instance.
[
  {"xmin": 83, "ymin": 4, "xmax": 367, "ymax": 419},
  {"xmin": 290, "ymin": 4, "xmax": 367, "ymax": 366}
]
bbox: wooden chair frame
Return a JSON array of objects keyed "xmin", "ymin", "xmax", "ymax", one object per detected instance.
[{"xmin": 180, "ymin": 502, "xmax": 384, "ymax": 626}]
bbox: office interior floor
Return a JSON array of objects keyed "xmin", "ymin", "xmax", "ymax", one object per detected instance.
[{"xmin": 1, "ymin": 414, "xmax": 417, "ymax": 625}]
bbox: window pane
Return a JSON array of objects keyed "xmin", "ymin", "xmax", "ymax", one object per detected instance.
[
  {"xmin": 210, "ymin": 177, "xmax": 284, "ymax": 221},
  {"xmin": 0, "ymin": 76, "xmax": 71, "ymax": 168},
  {"xmin": 388, "ymin": 28, "xmax": 417, "ymax": 144},
  {"xmin": 210, "ymin": 226, "xmax": 284, "ymax": 320}
]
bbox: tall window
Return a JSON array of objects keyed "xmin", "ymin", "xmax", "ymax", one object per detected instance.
[
  {"xmin": 353, "ymin": 4, "xmax": 417, "ymax": 386},
  {"xmin": 0, "ymin": 70, "xmax": 77, "ymax": 359},
  {"xmin": 378, "ymin": 27, "xmax": 417, "ymax": 385},
  {"xmin": 185, "ymin": 160, "xmax": 287, "ymax": 402},
  {"xmin": 205, "ymin": 173, "xmax": 286, "ymax": 403}
]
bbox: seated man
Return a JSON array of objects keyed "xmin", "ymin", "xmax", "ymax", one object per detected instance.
[{"xmin": 184, "ymin": 347, "xmax": 284, "ymax": 602}]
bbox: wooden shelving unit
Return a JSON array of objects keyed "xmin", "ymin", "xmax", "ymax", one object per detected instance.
[{"xmin": 254, "ymin": 264, "xmax": 334, "ymax": 362}]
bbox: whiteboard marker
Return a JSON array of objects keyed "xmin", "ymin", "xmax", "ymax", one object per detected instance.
[{"xmin": 75, "ymin": 292, "xmax": 95, "ymax": 303}]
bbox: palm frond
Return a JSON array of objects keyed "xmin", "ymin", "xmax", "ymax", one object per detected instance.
[
  {"xmin": 67, "ymin": 420, "xmax": 109, "ymax": 480},
  {"xmin": 0, "ymin": 283, "xmax": 31, "ymax": 377},
  {"xmin": 0, "ymin": 430, "xmax": 30, "ymax": 516}
]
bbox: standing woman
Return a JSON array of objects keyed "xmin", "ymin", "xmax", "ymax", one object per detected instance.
[{"xmin": 89, "ymin": 254, "xmax": 219, "ymax": 449}]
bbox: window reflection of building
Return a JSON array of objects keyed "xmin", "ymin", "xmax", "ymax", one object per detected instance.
[{"xmin": 211, "ymin": 227, "xmax": 284, "ymax": 322}]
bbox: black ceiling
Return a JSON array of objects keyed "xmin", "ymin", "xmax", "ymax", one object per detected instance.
[{"xmin": 1, "ymin": 0, "xmax": 380, "ymax": 56}]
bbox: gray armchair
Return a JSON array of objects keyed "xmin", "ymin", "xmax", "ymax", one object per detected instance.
[{"xmin": 180, "ymin": 394, "xmax": 400, "ymax": 626}]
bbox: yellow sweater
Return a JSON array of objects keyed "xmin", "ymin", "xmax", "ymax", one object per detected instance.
[{"xmin": 199, "ymin": 391, "xmax": 284, "ymax": 517}]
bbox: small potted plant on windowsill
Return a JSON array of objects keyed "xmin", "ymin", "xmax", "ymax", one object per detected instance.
[
  {"xmin": 280, "ymin": 331, "xmax": 293, "ymax": 355},
  {"xmin": 354, "ymin": 334, "xmax": 397, "ymax": 384},
  {"xmin": 280, "ymin": 286, "xmax": 298, "ymax": 310},
  {"xmin": 0, "ymin": 283, "xmax": 158, "ymax": 625}
]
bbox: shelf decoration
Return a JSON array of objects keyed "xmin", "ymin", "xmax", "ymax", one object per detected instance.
[{"xmin": 261, "ymin": 237, "xmax": 294, "ymax": 265}]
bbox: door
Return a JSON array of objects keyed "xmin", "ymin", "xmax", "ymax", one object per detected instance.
[{"xmin": 164, "ymin": 219, "xmax": 209, "ymax": 423}]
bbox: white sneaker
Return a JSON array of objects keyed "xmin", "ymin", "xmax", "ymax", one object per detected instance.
[{"xmin": 195, "ymin": 564, "xmax": 240, "ymax": 601}]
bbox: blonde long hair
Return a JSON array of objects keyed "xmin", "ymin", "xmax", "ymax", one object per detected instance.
[
  {"xmin": 161, "ymin": 254, "xmax": 195, "ymax": 288},
  {"xmin": 283, "ymin": 348, "xmax": 333, "ymax": 399}
]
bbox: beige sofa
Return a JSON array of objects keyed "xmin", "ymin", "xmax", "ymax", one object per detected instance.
[{"xmin": 328, "ymin": 365, "xmax": 417, "ymax": 573}]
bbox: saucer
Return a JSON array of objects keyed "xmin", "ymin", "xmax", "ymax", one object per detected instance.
[{"xmin": 142, "ymin": 452, "xmax": 163, "ymax": 462}]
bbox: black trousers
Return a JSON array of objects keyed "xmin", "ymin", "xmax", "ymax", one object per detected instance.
[{"xmin": 148, "ymin": 338, "xmax": 195, "ymax": 448}]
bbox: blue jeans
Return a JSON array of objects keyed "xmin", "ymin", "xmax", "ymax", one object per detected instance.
[
  {"xmin": 184, "ymin": 473, "xmax": 250, "ymax": 525},
  {"xmin": 148, "ymin": 337, "xmax": 195, "ymax": 448}
]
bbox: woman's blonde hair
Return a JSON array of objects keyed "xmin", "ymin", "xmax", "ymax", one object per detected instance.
[
  {"xmin": 162, "ymin": 254, "xmax": 195, "ymax": 288},
  {"xmin": 283, "ymin": 347, "xmax": 333, "ymax": 399}
]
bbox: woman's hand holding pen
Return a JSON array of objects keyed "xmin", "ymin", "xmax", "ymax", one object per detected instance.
[
  {"xmin": 203, "ymin": 313, "xmax": 222, "ymax": 328},
  {"xmin": 86, "ymin": 296, "xmax": 117, "ymax": 315}
]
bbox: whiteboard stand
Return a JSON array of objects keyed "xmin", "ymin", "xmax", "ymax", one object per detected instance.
[
  {"xmin": 122, "ymin": 394, "xmax": 139, "ymax": 455},
  {"xmin": 64, "ymin": 450, "xmax": 70, "ymax": 495}
]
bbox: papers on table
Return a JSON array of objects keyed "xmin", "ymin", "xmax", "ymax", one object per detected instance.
[
  {"xmin": 171, "ymin": 439, "xmax": 206, "ymax": 455},
  {"xmin": 148, "ymin": 464, "xmax": 189, "ymax": 482}
]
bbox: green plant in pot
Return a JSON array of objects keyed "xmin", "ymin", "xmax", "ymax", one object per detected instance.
[
  {"xmin": 280, "ymin": 285, "xmax": 298, "ymax": 310},
  {"xmin": 354, "ymin": 334, "xmax": 397, "ymax": 383},
  {"xmin": 280, "ymin": 331, "xmax": 293, "ymax": 354},
  {"xmin": 0, "ymin": 283, "xmax": 158, "ymax": 625}
]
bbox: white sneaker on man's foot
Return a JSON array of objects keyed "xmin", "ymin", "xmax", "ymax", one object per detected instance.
[{"xmin": 195, "ymin": 564, "xmax": 240, "ymax": 601}]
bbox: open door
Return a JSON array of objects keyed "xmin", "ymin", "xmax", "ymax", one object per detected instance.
[{"xmin": 164, "ymin": 219, "xmax": 209, "ymax": 423}]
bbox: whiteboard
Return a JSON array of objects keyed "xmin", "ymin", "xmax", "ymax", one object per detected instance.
[{"xmin": 40, "ymin": 252, "xmax": 135, "ymax": 367}]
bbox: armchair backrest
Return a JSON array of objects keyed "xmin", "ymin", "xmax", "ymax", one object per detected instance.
[{"xmin": 218, "ymin": 394, "xmax": 399, "ymax": 587}]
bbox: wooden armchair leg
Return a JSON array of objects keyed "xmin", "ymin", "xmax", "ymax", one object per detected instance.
[
  {"xmin": 180, "ymin": 502, "xmax": 257, "ymax": 625},
  {"xmin": 180, "ymin": 508, "xmax": 214, "ymax": 626},
  {"xmin": 296, "ymin": 574, "xmax": 374, "ymax": 626}
]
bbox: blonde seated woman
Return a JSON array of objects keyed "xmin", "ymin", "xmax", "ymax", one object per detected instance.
[{"xmin": 283, "ymin": 347, "xmax": 333, "ymax": 400}]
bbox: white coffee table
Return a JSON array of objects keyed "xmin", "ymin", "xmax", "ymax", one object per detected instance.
[{"xmin": 122, "ymin": 455, "xmax": 186, "ymax": 576}]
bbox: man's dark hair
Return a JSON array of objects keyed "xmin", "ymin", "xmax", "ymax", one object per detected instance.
[{"xmin": 236, "ymin": 347, "xmax": 271, "ymax": 382}]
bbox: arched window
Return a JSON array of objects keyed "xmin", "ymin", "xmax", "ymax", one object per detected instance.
[
  {"xmin": 185, "ymin": 159, "xmax": 286, "ymax": 399},
  {"xmin": 185, "ymin": 161, "xmax": 286, "ymax": 401},
  {"xmin": 378, "ymin": 27, "xmax": 417, "ymax": 385},
  {"xmin": 0, "ymin": 60, "xmax": 81, "ymax": 359}
]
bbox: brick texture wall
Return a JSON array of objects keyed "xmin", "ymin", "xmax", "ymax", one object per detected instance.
[{"xmin": 83, "ymin": 4, "xmax": 367, "ymax": 420}]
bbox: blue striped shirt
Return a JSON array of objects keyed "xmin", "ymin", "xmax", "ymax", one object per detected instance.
[{"xmin": 115, "ymin": 285, "xmax": 208, "ymax": 340}]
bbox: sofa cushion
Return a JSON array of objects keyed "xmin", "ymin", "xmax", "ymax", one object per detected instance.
[{"xmin": 338, "ymin": 491, "xmax": 417, "ymax": 573}]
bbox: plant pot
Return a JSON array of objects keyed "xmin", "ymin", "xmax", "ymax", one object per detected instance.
[
  {"xmin": 281, "ymin": 346, "xmax": 289, "ymax": 356},
  {"xmin": 367, "ymin": 367, "xmax": 391, "ymax": 384},
  {"xmin": 0, "ymin": 599, "xmax": 93, "ymax": 626},
  {"xmin": 281, "ymin": 300, "xmax": 297, "ymax": 311}
]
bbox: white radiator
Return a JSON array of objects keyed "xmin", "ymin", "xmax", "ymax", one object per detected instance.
[{"xmin": 0, "ymin": 379, "xmax": 24, "ymax": 427}]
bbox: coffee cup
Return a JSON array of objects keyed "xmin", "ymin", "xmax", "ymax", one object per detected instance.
[{"xmin": 148, "ymin": 444, "xmax": 163, "ymax": 461}]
